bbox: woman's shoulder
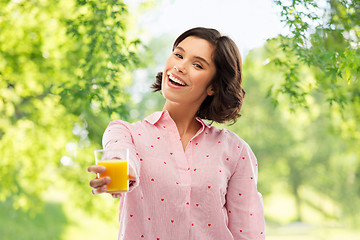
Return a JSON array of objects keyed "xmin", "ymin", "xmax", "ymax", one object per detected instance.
[
  {"xmin": 106, "ymin": 112, "xmax": 160, "ymax": 132},
  {"xmin": 209, "ymin": 124, "xmax": 250, "ymax": 149},
  {"xmin": 106, "ymin": 118, "xmax": 147, "ymax": 131}
]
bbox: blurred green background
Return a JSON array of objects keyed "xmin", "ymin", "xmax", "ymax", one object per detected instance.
[{"xmin": 0, "ymin": 0, "xmax": 359, "ymax": 239}]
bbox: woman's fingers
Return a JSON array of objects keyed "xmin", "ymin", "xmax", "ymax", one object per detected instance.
[
  {"xmin": 129, "ymin": 167, "xmax": 136, "ymax": 180},
  {"xmin": 89, "ymin": 165, "xmax": 135, "ymax": 197},
  {"xmin": 88, "ymin": 165, "xmax": 106, "ymax": 174},
  {"xmin": 89, "ymin": 176, "xmax": 111, "ymax": 188},
  {"xmin": 92, "ymin": 185, "xmax": 108, "ymax": 195},
  {"xmin": 111, "ymin": 193, "xmax": 123, "ymax": 198},
  {"xmin": 88, "ymin": 165, "xmax": 112, "ymax": 195}
]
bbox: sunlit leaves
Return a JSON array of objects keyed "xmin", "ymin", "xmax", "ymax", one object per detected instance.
[
  {"xmin": 59, "ymin": 0, "xmax": 141, "ymax": 119},
  {"xmin": 272, "ymin": 0, "xmax": 360, "ymax": 109},
  {"xmin": 0, "ymin": 0, "xmax": 144, "ymax": 216}
]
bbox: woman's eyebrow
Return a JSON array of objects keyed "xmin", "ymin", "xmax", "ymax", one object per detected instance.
[{"xmin": 175, "ymin": 46, "xmax": 210, "ymax": 66}]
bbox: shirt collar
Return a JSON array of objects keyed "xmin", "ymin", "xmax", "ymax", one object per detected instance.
[
  {"xmin": 144, "ymin": 110, "xmax": 212, "ymax": 129},
  {"xmin": 195, "ymin": 116, "xmax": 212, "ymax": 129},
  {"xmin": 144, "ymin": 111, "xmax": 167, "ymax": 125}
]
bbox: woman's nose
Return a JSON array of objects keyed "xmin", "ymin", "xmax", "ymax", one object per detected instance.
[{"xmin": 174, "ymin": 64, "xmax": 186, "ymax": 74}]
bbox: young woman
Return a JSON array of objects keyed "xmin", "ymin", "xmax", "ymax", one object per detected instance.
[{"xmin": 88, "ymin": 27, "xmax": 265, "ymax": 240}]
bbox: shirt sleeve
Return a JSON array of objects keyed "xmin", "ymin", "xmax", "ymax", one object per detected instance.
[
  {"xmin": 102, "ymin": 120, "xmax": 141, "ymax": 192},
  {"xmin": 225, "ymin": 143, "xmax": 265, "ymax": 239}
]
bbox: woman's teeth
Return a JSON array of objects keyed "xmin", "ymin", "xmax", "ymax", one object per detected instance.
[{"xmin": 169, "ymin": 74, "xmax": 186, "ymax": 86}]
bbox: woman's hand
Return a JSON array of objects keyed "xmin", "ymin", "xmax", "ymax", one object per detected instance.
[{"xmin": 88, "ymin": 165, "xmax": 136, "ymax": 198}]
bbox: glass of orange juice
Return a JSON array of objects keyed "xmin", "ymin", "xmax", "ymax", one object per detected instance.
[{"xmin": 94, "ymin": 149, "xmax": 129, "ymax": 193}]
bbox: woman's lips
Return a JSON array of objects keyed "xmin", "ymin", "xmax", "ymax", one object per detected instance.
[
  {"xmin": 168, "ymin": 73, "xmax": 187, "ymax": 86},
  {"xmin": 167, "ymin": 73, "xmax": 187, "ymax": 89}
]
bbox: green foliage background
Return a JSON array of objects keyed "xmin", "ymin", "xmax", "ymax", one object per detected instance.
[
  {"xmin": 264, "ymin": 0, "xmax": 360, "ymax": 224},
  {"xmin": 0, "ymin": 0, "xmax": 144, "ymax": 221},
  {"xmin": 0, "ymin": 0, "xmax": 359, "ymax": 239}
]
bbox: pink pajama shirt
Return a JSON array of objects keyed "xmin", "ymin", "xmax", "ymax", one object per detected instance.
[{"xmin": 102, "ymin": 110, "xmax": 265, "ymax": 240}]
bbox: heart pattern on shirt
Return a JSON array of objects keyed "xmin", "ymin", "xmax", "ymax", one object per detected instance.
[{"xmin": 108, "ymin": 114, "xmax": 263, "ymax": 238}]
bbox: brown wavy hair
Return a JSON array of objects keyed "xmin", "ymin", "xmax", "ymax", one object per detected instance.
[{"xmin": 151, "ymin": 27, "xmax": 245, "ymax": 124}]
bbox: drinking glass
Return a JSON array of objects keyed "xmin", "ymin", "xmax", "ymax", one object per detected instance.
[{"xmin": 94, "ymin": 149, "xmax": 129, "ymax": 193}]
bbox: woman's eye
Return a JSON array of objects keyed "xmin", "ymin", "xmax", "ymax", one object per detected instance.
[
  {"xmin": 194, "ymin": 63, "xmax": 203, "ymax": 69},
  {"xmin": 175, "ymin": 53, "xmax": 183, "ymax": 59}
]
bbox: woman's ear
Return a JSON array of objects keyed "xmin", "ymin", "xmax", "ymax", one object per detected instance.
[{"xmin": 207, "ymin": 86, "xmax": 215, "ymax": 96}]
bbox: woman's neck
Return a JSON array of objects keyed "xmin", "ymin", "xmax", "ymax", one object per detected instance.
[{"xmin": 163, "ymin": 101, "xmax": 201, "ymax": 138}]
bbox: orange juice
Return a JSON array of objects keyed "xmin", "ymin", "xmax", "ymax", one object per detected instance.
[{"xmin": 97, "ymin": 160, "xmax": 128, "ymax": 192}]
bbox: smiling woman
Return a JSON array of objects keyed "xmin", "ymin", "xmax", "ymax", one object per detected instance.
[
  {"xmin": 160, "ymin": 36, "xmax": 217, "ymax": 115},
  {"xmin": 152, "ymin": 27, "xmax": 245, "ymax": 124},
  {"xmin": 88, "ymin": 27, "xmax": 265, "ymax": 240}
]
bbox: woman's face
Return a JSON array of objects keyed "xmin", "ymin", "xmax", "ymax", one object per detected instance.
[{"xmin": 161, "ymin": 36, "xmax": 216, "ymax": 108}]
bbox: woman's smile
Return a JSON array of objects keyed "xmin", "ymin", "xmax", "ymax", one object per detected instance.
[{"xmin": 167, "ymin": 73, "xmax": 187, "ymax": 88}]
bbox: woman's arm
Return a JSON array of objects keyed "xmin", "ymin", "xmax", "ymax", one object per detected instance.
[
  {"xmin": 102, "ymin": 120, "xmax": 141, "ymax": 192},
  {"xmin": 225, "ymin": 143, "xmax": 265, "ymax": 239}
]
